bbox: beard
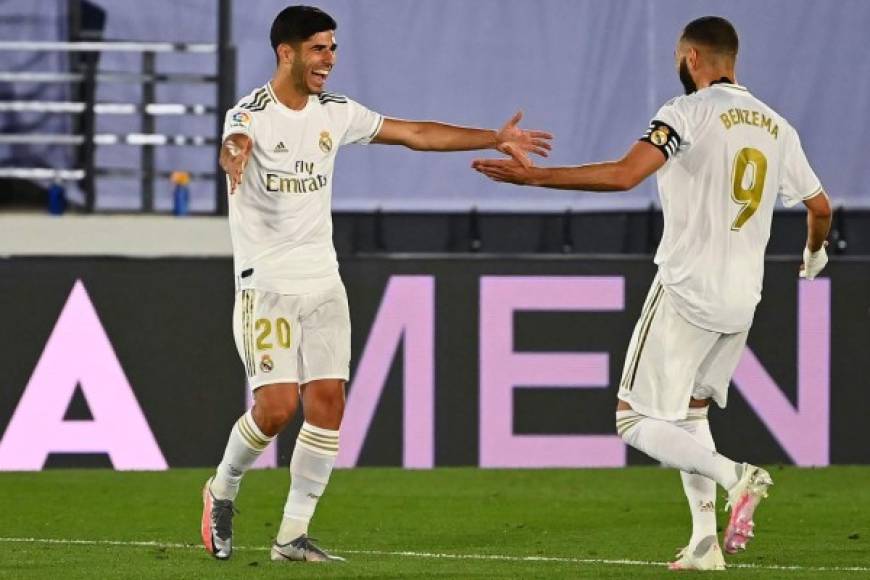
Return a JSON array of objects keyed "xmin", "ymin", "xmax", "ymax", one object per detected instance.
[
  {"xmin": 289, "ymin": 61, "xmax": 319, "ymax": 94},
  {"xmin": 679, "ymin": 58, "xmax": 697, "ymax": 95}
]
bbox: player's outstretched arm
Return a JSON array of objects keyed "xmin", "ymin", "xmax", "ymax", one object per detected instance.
[
  {"xmin": 800, "ymin": 190, "xmax": 832, "ymax": 279},
  {"xmin": 472, "ymin": 140, "xmax": 665, "ymax": 191},
  {"xmin": 372, "ymin": 111, "xmax": 552, "ymax": 167},
  {"xmin": 219, "ymin": 134, "xmax": 253, "ymax": 194}
]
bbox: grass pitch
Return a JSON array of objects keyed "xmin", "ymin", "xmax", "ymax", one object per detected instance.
[{"xmin": 2, "ymin": 466, "xmax": 868, "ymax": 578}]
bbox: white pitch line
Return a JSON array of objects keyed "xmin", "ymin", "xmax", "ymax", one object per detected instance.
[
  {"xmin": 0, "ymin": 537, "xmax": 207, "ymax": 551},
  {"xmin": 339, "ymin": 549, "xmax": 870, "ymax": 573},
  {"xmin": 342, "ymin": 548, "xmax": 662, "ymax": 567},
  {"xmin": 0, "ymin": 537, "xmax": 868, "ymax": 573}
]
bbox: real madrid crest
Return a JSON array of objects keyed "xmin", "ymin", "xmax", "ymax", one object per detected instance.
[
  {"xmin": 650, "ymin": 126, "xmax": 669, "ymax": 147},
  {"xmin": 260, "ymin": 354, "xmax": 274, "ymax": 373},
  {"xmin": 319, "ymin": 131, "xmax": 333, "ymax": 153}
]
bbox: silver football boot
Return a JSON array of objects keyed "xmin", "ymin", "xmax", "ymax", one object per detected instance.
[
  {"xmin": 271, "ymin": 534, "xmax": 346, "ymax": 562},
  {"xmin": 201, "ymin": 477, "xmax": 236, "ymax": 560}
]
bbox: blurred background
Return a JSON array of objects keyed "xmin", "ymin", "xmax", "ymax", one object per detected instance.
[{"xmin": 1, "ymin": 0, "xmax": 868, "ymax": 471}]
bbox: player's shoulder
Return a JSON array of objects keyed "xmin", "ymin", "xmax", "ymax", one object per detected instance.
[
  {"xmin": 732, "ymin": 90, "xmax": 799, "ymax": 140},
  {"xmin": 753, "ymin": 97, "xmax": 793, "ymax": 133},
  {"xmin": 232, "ymin": 84, "xmax": 274, "ymax": 115},
  {"xmin": 658, "ymin": 90, "xmax": 712, "ymax": 116},
  {"xmin": 316, "ymin": 91, "xmax": 351, "ymax": 106}
]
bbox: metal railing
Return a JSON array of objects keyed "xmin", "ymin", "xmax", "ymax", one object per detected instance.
[{"xmin": 0, "ymin": 0, "xmax": 235, "ymax": 214}]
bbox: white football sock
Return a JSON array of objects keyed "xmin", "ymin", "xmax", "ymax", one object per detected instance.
[
  {"xmin": 617, "ymin": 410, "xmax": 740, "ymax": 490},
  {"xmin": 211, "ymin": 409, "xmax": 274, "ymax": 501},
  {"xmin": 674, "ymin": 407, "xmax": 718, "ymax": 548},
  {"xmin": 277, "ymin": 422, "xmax": 339, "ymax": 544}
]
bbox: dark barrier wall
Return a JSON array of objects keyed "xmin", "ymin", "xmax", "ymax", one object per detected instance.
[{"xmin": 1, "ymin": 256, "xmax": 868, "ymax": 470}]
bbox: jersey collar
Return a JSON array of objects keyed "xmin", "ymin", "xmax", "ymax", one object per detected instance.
[
  {"xmin": 266, "ymin": 81, "xmax": 315, "ymax": 117},
  {"xmin": 709, "ymin": 77, "xmax": 749, "ymax": 92}
]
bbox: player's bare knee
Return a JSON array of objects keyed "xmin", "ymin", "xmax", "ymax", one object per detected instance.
[
  {"xmin": 254, "ymin": 405, "xmax": 295, "ymax": 436},
  {"xmin": 322, "ymin": 388, "xmax": 345, "ymax": 413},
  {"xmin": 301, "ymin": 381, "xmax": 345, "ymax": 422},
  {"xmin": 304, "ymin": 394, "xmax": 344, "ymax": 429},
  {"xmin": 251, "ymin": 392, "xmax": 298, "ymax": 436}
]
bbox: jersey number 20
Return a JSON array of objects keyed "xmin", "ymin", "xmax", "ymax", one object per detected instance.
[
  {"xmin": 256, "ymin": 318, "xmax": 292, "ymax": 350},
  {"xmin": 730, "ymin": 147, "xmax": 768, "ymax": 231}
]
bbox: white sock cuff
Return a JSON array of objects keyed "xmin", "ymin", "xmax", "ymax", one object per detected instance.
[
  {"xmin": 301, "ymin": 421, "xmax": 340, "ymax": 438},
  {"xmin": 686, "ymin": 406, "xmax": 710, "ymax": 419},
  {"xmin": 679, "ymin": 406, "xmax": 715, "ymax": 450},
  {"xmin": 615, "ymin": 410, "xmax": 644, "ymax": 437},
  {"xmin": 291, "ymin": 436, "xmax": 338, "ymax": 483},
  {"xmin": 675, "ymin": 407, "xmax": 711, "ymax": 434},
  {"xmin": 236, "ymin": 409, "xmax": 274, "ymax": 451},
  {"xmin": 296, "ymin": 421, "xmax": 339, "ymax": 456}
]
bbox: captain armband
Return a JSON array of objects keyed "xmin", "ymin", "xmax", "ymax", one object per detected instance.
[{"xmin": 639, "ymin": 120, "xmax": 682, "ymax": 159}]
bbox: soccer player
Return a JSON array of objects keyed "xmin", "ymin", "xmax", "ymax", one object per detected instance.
[
  {"xmin": 473, "ymin": 16, "xmax": 831, "ymax": 571},
  {"xmin": 201, "ymin": 5, "xmax": 552, "ymax": 563}
]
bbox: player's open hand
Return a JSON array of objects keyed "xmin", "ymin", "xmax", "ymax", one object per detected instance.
[
  {"xmin": 220, "ymin": 135, "xmax": 253, "ymax": 194},
  {"xmin": 471, "ymin": 157, "xmax": 536, "ymax": 186},
  {"xmin": 494, "ymin": 111, "xmax": 552, "ymax": 168}
]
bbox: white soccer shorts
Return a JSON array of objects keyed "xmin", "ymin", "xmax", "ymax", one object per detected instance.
[
  {"xmin": 232, "ymin": 282, "xmax": 351, "ymax": 390},
  {"xmin": 617, "ymin": 274, "xmax": 748, "ymax": 421}
]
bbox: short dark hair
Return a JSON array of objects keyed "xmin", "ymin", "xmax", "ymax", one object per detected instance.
[
  {"xmin": 270, "ymin": 5, "xmax": 337, "ymax": 53},
  {"xmin": 680, "ymin": 16, "xmax": 738, "ymax": 57}
]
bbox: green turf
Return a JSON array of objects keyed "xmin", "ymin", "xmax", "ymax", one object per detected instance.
[{"xmin": 1, "ymin": 466, "xmax": 868, "ymax": 578}]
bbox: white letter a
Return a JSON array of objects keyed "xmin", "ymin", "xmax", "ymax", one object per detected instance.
[{"xmin": 0, "ymin": 280, "xmax": 167, "ymax": 470}]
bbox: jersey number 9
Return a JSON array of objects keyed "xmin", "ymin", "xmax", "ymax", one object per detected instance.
[{"xmin": 730, "ymin": 147, "xmax": 768, "ymax": 231}]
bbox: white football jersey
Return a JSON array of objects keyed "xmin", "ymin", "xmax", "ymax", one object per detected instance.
[
  {"xmin": 641, "ymin": 82, "xmax": 822, "ymax": 333},
  {"xmin": 222, "ymin": 82, "xmax": 383, "ymax": 294}
]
